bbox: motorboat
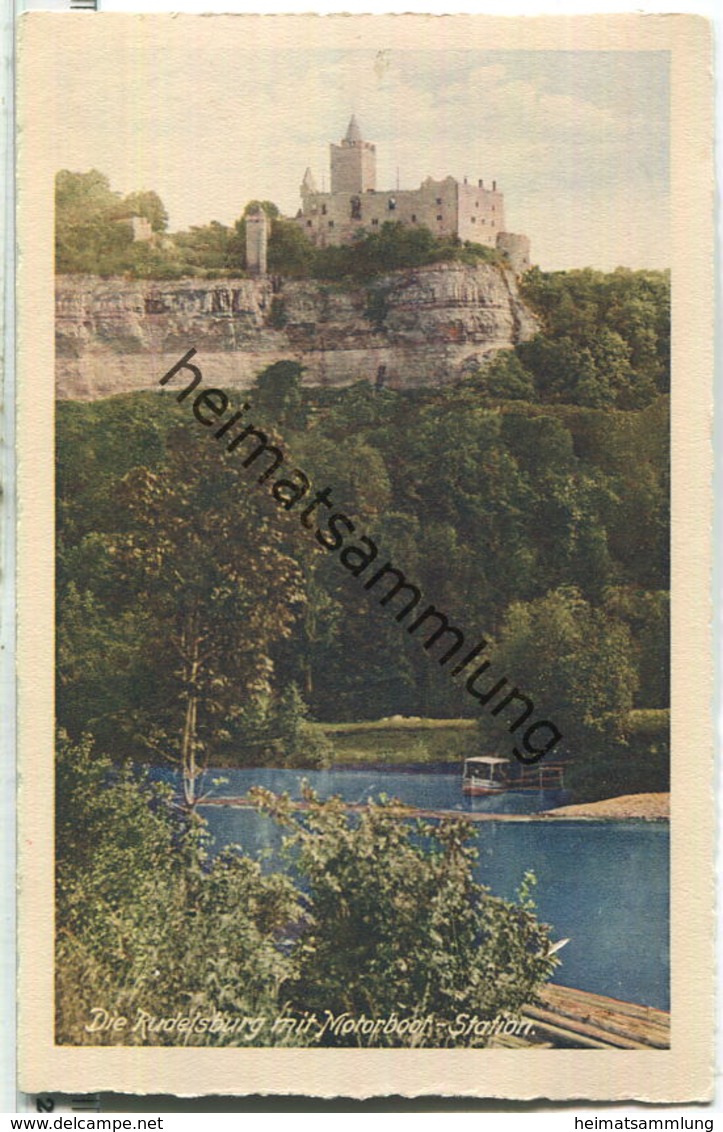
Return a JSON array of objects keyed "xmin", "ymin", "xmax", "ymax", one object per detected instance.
[{"xmin": 462, "ymin": 755, "xmax": 567, "ymax": 796}]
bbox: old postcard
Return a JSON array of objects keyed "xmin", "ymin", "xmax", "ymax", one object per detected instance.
[{"xmin": 16, "ymin": 12, "xmax": 713, "ymax": 1100}]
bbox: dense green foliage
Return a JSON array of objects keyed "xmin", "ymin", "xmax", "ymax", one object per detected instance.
[
  {"xmin": 460, "ymin": 267, "xmax": 670, "ymax": 411},
  {"xmin": 57, "ymin": 263, "xmax": 669, "ymax": 800},
  {"xmin": 303, "ymin": 222, "xmax": 502, "ymax": 281},
  {"xmin": 516, "ymin": 267, "xmax": 670, "ymax": 408},
  {"xmin": 56, "ymin": 735, "xmax": 556, "ymax": 1046},
  {"xmin": 55, "ymin": 184, "xmax": 670, "ymax": 1048}
]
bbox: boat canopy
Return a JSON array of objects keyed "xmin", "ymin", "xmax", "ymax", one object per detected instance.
[{"xmin": 464, "ymin": 756, "xmax": 510, "ymax": 766}]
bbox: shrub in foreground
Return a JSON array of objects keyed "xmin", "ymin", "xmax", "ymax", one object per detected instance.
[
  {"xmin": 252, "ymin": 785, "xmax": 559, "ymax": 1046},
  {"xmin": 56, "ymin": 736, "xmax": 558, "ymax": 1047}
]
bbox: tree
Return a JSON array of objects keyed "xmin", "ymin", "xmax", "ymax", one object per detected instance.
[
  {"xmin": 490, "ymin": 587, "xmax": 639, "ymax": 769},
  {"xmin": 267, "ymin": 220, "xmax": 316, "ymax": 277},
  {"xmin": 56, "ymin": 398, "xmax": 173, "ymax": 750},
  {"xmin": 243, "ymin": 200, "xmax": 281, "ymax": 220},
  {"xmin": 472, "ymin": 351, "xmax": 537, "ymax": 401},
  {"xmin": 500, "ymin": 588, "xmax": 638, "ymax": 738},
  {"xmin": 251, "ymin": 360, "xmax": 305, "ymax": 426},
  {"xmin": 55, "ymin": 169, "xmax": 125, "ymax": 227},
  {"xmin": 518, "ymin": 267, "xmax": 670, "ymax": 407},
  {"xmin": 264, "ymin": 683, "xmax": 334, "ymax": 767},
  {"xmin": 113, "ymin": 427, "xmax": 305, "ymax": 806},
  {"xmin": 122, "ymin": 190, "xmax": 169, "ymax": 233},
  {"xmin": 55, "ymin": 169, "xmax": 134, "ymax": 274},
  {"xmin": 171, "ymin": 220, "xmax": 233, "ymax": 273},
  {"xmin": 604, "ymin": 587, "xmax": 670, "ymax": 709}
]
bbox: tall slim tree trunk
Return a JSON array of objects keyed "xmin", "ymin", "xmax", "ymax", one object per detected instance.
[
  {"xmin": 304, "ymin": 601, "xmax": 316, "ymax": 698},
  {"xmin": 180, "ymin": 610, "xmax": 201, "ymax": 808},
  {"xmin": 181, "ymin": 691, "xmax": 198, "ymax": 807}
]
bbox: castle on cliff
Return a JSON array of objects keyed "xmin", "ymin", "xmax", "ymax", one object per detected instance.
[{"xmin": 292, "ymin": 116, "xmax": 531, "ymax": 274}]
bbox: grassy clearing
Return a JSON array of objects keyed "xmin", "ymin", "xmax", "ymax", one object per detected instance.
[
  {"xmin": 319, "ymin": 718, "xmax": 477, "ymax": 733},
  {"xmin": 311, "ymin": 718, "xmax": 478, "ymax": 765}
]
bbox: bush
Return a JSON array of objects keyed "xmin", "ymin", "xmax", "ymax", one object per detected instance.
[
  {"xmin": 55, "ymin": 734, "xmax": 301, "ymax": 1045},
  {"xmin": 253, "ymin": 787, "xmax": 559, "ymax": 1046},
  {"xmin": 56, "ymin": 734, "xmax": 559, "ymax": 1048}
]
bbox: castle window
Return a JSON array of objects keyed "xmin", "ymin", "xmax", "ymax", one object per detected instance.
[
  {"xmin": 388, "ymin": 196, "xmax": 396, "ymax": 211},
  {"xmin": 471, "ymin": 216, "xmax": 476, "ymax": 223},
  {"xmin": 371, "ymin": 219, "xmax": 379, "ymax": 226},
  {"xmin": 411, "ymin": 214, "xmax": 417, "ymax": 223},
  {"xmin": 306, "ymin": 220, "xmax": 313, "ymax": 227},
  {"xmin": 435, "ymin": 198, "xmax": 442, "ymax": 205},
  {"xmin": 436, "ymin": 215, "xmax": 443, "ymax": 222},
  {"xmin": 321, "ymin": 204, "xmax": 327, "ymax": 216},
  {"xmin": 350, "ymin": 196, "xmax": 361, "ymax": 220},
  {"xmin": 328, "ymin": 220, "xmax": 334, "ymax": 228}
]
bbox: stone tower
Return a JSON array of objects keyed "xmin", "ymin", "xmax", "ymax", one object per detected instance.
[
  {"xmin": 330, "ymin": 115, "xmax": 376, "ymax": 194},
  {"xmin": 300, "ymin": 166, "xmax": 318, "ymax": 210},
  {"xmin": 496, "ymin": 232, "xmax": 531, "ymax": 275},
  {"xmin": 245, "ymin": 204, "xmax": 268, "ymax": 277}
]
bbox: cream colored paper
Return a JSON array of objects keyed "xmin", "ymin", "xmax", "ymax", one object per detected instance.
[{"xmin": 16, "ymin": 12, "xmax": 713, "ymax": 1100}]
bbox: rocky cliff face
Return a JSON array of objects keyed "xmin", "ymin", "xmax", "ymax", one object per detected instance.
[{"xmin": 55, "ymin": 263, "xmax": 538, "ymax": 400}]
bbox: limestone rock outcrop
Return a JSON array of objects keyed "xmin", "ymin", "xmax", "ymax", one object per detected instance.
[{"xmin": 55, "ymin": 263, "xmax": 538, "ymax": 400}]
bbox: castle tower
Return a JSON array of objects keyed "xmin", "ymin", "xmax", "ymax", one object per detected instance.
[
  {"xmin": 330, "ymin": 115, "xmax": 376, "ymax": 194},
  {"xmin": 301, "ymin": 166, "xmax": 318, "ymax": 202},
  {"xmin": 245, "ymin": 204, "xmax": 268, "ymax": 276},
  {"xmin": 496, "ymin": 232, "xmax": 531, "ymax": 275}
]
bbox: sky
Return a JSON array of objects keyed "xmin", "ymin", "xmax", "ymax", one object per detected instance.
[{"xmin": 45, "ymin": 20, "xmax": 670, "ymax": 271}]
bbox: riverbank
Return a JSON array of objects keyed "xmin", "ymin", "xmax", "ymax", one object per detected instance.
[{"xmin": 545, "ymin": 793, "xmax": 669, "ymax": 820}]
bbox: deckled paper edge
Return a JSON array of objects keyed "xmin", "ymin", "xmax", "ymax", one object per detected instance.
[{"xmin": 15, "ymin": 11, "xmax": 714, "ymax": 1101}]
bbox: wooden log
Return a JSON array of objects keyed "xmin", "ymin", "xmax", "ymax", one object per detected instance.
[
  {"xmin": 489, "ymin": 1033, "xmax": 554, "ymax": 1049},
  {"xmin": 518, "ymin": 1016, "xmax": 615, "ymax": 1050},
  {"xmin": 543, "ymin": 983, "xmax": 669, "ymax": 1025},
  {"xmin": 540, "ymin": 987, "xmax": 670, "ymax": 1046},
  {"xmin": 531, "ymin": 985, "xmax": 670, "ymax": 1050},
  {"xmin": 523, "ymin": 1005, "xmax": 653, "ymax": 1049},
  {"xmin": 538, "ymin": 998, "xmax": 668, "ymax": 1047}
]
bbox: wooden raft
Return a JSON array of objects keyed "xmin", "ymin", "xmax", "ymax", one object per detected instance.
[
  {"xmin": 499, "ymin": 984, "xmax": 670, "ymax": 1050},
  {"xmin": 201, "ymin": 797, "xmax": 554, "ymax": 822}
]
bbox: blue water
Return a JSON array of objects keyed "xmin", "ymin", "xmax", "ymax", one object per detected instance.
[{"xmin": 163, "ymin": 766, "xmax": 670, "ymax": 1011}]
